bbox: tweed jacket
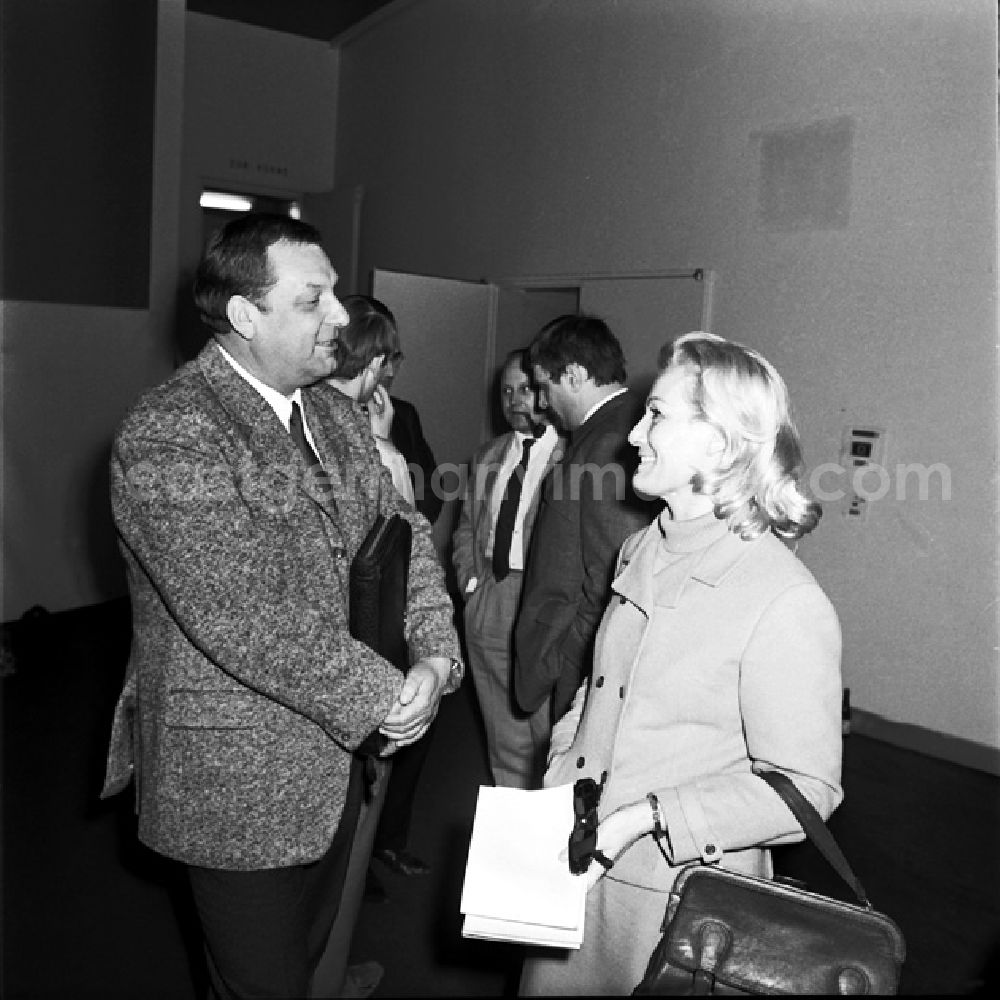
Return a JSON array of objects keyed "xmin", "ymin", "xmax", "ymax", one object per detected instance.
[
  {"xmin": 451, "ymin": 429, "xmax": 563, "ymax": 597},
  {"xmin": 513, "ymin": 390, "xmax": 659, "ymax": 717},
  {"xmin": 100, "ymin": 342, "xmax": 460, "ymax": 870},
  {"xmin": 545, "ymin": 514, "xmax": 844, "ymax": 891}
]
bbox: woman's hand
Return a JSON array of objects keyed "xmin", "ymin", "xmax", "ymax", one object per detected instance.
[
  {"xmin": 367, "ymin": 384, "xmax": 395, "ymax": 439},
  {"xmin": 582, "ymin": 800, "xmax": 655, "ymax": 890}
]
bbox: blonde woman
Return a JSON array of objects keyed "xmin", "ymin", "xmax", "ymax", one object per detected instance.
[{"xmin": 520, "ymin": 332, "xmax": 843, "ymax": 996}]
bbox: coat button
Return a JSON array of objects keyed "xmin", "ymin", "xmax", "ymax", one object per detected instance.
[
  {"xmin": 600, "ymin": 769, "xmax": 608, "ymax": 783},
  {"xmin": 595, "ymin": 676, "xmax": 604, "ymax": 688},
  {"xmin": 332, "ymin": 547, "xmax": 346, "ymax": 560},
  {"xmin": 619, "ymin": 686, "xmax": 625, "ymax": 698},
  {"xmin": 576, "ymin": 756, "xmax": 586, "ymax": 768},
  {"xmin": 619, "ymin": 596, "xmax": 627, "ymax": 604}
]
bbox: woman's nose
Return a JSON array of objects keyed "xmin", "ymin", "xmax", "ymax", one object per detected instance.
[{"xmin": 628, "ymin": 416, "xmax": 646, "ymax": 446}]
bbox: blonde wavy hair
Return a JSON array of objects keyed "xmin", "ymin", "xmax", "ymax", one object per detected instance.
[{"xmin": 660, "ymin": 332, "xmax": 821, "ymax": 540}]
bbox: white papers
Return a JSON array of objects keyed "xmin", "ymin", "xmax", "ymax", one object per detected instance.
[{"xmin": 460, "ymin": 783, "xmax": 587, "ymax": 949}]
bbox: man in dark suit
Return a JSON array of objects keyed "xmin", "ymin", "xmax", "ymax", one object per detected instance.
[
  {"xmin": 387, "ymin": 395, "xmax": 443, "ymax": 525},
  {"xmin": 514, "ymin": 314, "xmax": 658, "ymax": 723},
  {"xmin": 100, "ymin": 215, "xmax": 463, "ymax": 1000},
  {"xmin": 453, "ymin": 350, "xmax": 563, "ymax": 788}
]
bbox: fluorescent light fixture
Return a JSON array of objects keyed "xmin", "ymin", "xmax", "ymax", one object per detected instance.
[{"xmin": 200, "ymin": 190, "xmax": 254, "ymax": 212}]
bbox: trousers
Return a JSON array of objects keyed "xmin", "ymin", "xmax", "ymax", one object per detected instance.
[
  {"xmin": 464, "ymin": 569, "xmax": 552, "ymax": 789},
  {"xmin": 187, "ymin": 757, "xmax": 367, "ymax": 1000}
]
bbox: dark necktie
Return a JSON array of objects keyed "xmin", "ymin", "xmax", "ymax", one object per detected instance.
[
  {"xmin": 288, "ymin": 400, "xmax": 335, "ymax": 500},
  {"xmin": 289, "ymin": 400, "xmax": 322, "ymax": 468},
  {"xmin": 492, "ymin": 436, "xmax": 535, "ymax": 581}
]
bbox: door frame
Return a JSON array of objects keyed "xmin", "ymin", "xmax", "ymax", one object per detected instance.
[{"xmin": 491, "ymin": 265, "xmax": 716, "ymax": 378}]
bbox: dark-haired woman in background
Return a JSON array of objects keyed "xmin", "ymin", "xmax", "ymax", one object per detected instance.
[{"xmin": 520, "ymin": 331, "xmax": 843, "ymax": 995}]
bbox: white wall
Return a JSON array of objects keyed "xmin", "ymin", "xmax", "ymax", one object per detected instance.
[
  {"xmin": 1, "ymin": 0, "xmax": 185, "ymax": 620},
  {"xmin": 333, "ymin": 0, "xmax": 998, "ymax": 749},
  {"xmin": 177, "ymin": 15, "xmax": 342, "ymax": 335},
  {"xmin": 183, "ymin": 14, "xmax": 339, "ymax": 199},
  {"xmin": 4, "ymin": 0, "xmax": 995, "ymax": 755},
  {"xmin": 2, "ymin": 11, "xmax": 340, "ymax": 621}
]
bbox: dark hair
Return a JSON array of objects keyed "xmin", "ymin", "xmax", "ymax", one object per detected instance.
[
  {"xmin": 503, "ymin": 348, "xmax": 530, "ymax": 376},
  {"xmin": 333, "ymin": 295, "xmax": 400, "ymax": 380},
  {"xmin": 527, "ymin": 314, "xmax": 627, "ymax": 385},
  {"xmin": 192, "ymin": 213, "xmax": 324, "ymax": 335}
]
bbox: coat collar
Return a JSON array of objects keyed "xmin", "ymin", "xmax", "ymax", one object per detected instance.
[
  {"xmin": 569, "ymin": 387, "xmax": 634, "ymax": 448},
  {"xmin": 612, "ymin": 514, "xmax": 755, "ymax": 613}
]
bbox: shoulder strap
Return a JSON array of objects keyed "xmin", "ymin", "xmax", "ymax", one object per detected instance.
[{"xmin": 758, "ymin": 770, "xmax": 871, "ymax": 908}]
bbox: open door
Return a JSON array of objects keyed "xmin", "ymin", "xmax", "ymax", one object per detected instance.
[
  {"xmin": 370, "ymin": 266, "xmax": 714, "ymax": 560},
  {"xmin": 494, "ymin": 268, "xmax": 714, "ymax": 400},
  {"xmin": 579, "ymin": 271, "xmax": 713, "ymax": 397},
  {"xmin": 371, "ymin": 269, "xmax": 498, "ymax": 560},
  {"xmin": 372, "ymin": 269, "xmax": 498, "ymax": 466}
]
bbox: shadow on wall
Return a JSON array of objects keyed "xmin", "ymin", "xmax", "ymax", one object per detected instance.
[
  {"xmin": 82, "ymin": 441, "xmax": 127, "ymax": 603},
  {"xmin": 174, "ymin": 269, "xmax": 210, "ymax": 365}
]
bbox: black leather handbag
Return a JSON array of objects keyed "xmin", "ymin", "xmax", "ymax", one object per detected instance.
[
  {"xmin": 633, "ymin": 771, "xmax": 906, "ymax": 995},
  {"xmin": 349, "ymin": 512, "xmax": 411, "ymax": 760}
]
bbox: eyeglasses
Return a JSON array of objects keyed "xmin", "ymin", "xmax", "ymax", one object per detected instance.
[{"xmin": 567, "ymin": 776, "xmax": 603, "ymax": 875}]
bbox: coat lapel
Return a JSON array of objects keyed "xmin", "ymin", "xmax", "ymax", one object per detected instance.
[
  {"xmin": 612, "ymin": 519, "xmax": 758, "ymax": 614},
  {"xmin": 196, "ymin": 343, "xmax": 342, "ymax": 516},
  {"xmin": 475, "ymin": 433, "xmax": 510, "ymax": 546}
]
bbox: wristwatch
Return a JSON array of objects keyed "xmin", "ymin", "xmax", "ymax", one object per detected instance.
[{"xmin": 443, "ymin": 656, "xmax": 464, "ymax": 694}]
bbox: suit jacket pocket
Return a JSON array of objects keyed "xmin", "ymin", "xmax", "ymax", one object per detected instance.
[
  {"xmin": 533, "ymin": 598, "xmax": 574, "ymax": 629},
  {"xmin": 165, "ymin": 689, "xmax": 268, "ymax": 730}
]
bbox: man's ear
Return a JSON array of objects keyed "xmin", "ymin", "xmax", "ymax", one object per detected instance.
[{"xmin": 226, "ymin": 296, "xmax": 257, "ymax": 341}]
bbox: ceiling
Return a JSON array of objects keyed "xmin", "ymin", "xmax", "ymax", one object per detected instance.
[{"xmin": 186, "ymin": 0, "xmax": 399, "ymax": 41}]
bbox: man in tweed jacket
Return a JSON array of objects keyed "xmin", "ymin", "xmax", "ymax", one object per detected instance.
[{"xmin": 100, "ymin": 214, "xmax": 461, "ymax": 999}]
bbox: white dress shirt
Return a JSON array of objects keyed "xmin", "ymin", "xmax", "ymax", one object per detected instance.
[
  {"xmin": 216, "ymin": 344, "xmax": 323, "ymax": 459},
  {"xmin": 485, "ymin": 424, "xmax": 559, "ymax": 571}
]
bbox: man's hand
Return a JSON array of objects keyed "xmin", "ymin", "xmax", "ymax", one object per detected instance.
[{"xmin": 378, "ymin": 657, "xmax": 450, "ymax": 747}]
